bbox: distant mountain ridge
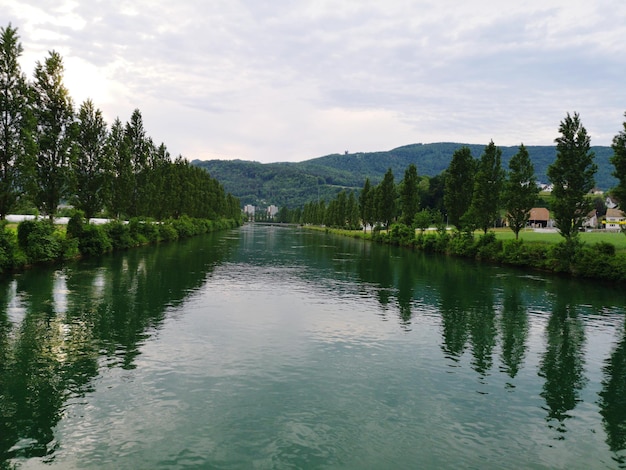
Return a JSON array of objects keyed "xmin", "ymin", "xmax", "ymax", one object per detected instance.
[{"xmin": 192, "ymin": 142, "xmax": 616, "ymax": 208}]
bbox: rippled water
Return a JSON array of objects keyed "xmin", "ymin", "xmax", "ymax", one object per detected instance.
[{"xmin": 2, "ymin": 224, "xmax": 626, "ymax": 469}]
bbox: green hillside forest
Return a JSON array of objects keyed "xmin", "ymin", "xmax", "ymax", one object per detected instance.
[{"xmin": 192, "ymin": 143, "xmax": 616, "ymax": 208}]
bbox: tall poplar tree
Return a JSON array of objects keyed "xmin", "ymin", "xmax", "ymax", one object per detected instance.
[
  {"xmin": 444, "ymin": 146, "xmax": 475, "ymax": 229},
  {"xmin": 504, "ymin": 144, "xmax": 539, "ymax": 239},
  {"xmin": 0, "ymin": 24, "xmax": 33, "ymax": 218},
  {"xmin": 610, "ymin": 112, "xmax": 626, "ymax": 210},
  {"xmin": 32, "ymin": 50, "xmax": 74, "ymax": 220},
  {"xmin": 359, "ymin": 177, "xmax": 374, "ymax": 232},
  {"xmin": 376, "ymin": 168, "xmax": 396, "ymax": 230},
  {"xmin": 107, "ymin": 117, "xmax": 132, "ymax": 218},
  {"xmin": 547, "ymin": 112, "xmax": 597, "ymax": 241},
  {"xmin": 72, "ymin": 99, "xmax": 109, "ymax": 219},
  {"xmin": 467, "ymin": 140, "xmax": 505, "ymax": 233},
  {"xmin": 124, "ymin": 109, "xmax": 149, "ymax": 217},
  {"xmin": 346, "ymin": 191, "xmax": 359, "ymax": 229},
  {"xmin": 400, "ymin": 163, "xmax": 419, "ymax": 226},
  {"xmin": 146, "ymin": 142, "xmax": 170, "ymax": 220}
]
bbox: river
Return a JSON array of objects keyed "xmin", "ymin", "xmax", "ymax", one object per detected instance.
[{"xmin": 1, "ymin": 224, "xmax": 625, "ymax": 469}]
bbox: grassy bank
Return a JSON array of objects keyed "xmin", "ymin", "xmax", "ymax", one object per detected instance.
[
  {"xmin": 0, "ymin": 214, "xmax": 241, "ymax": 275},
  {"xmin": 494, "ymin": 228, "xmax": 626, "ymax": 252},
  {"xmin": 308, "ymin": 224, "xmax": 626, "ymax": 284}
]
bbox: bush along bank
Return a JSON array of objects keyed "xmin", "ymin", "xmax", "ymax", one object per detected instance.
[
  {"xmin": 322, "ymin": 223, "xmax": 626, "ymax": 284},
  {"xmin": 0, "ymin": 213, "xmax": 241, "ymax": 275}
]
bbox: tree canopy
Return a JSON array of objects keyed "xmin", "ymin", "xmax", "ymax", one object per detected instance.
[
  {"xmin": 547, "ymin": 112, "xmax": 597, "ymax": 240},
  {"xmin": 467, "ymin": 140, "xmax": 504, "ymax": 234},
  {"xmin": 0, "ymin": 24, "xmax": 240, "ymax": 223},
  {"xmin": 504, "ymin": 144, "xmax": 539, "ymax": 239},
  {"xmin": 444, "ymin": 146, "xmax": 475, "ymax": 229},
  {"xmin": 611, "ymin": 112, "xmax": 626, "ymax": 208},
  {"xmin": 0, "ymin": 24, "xmax": 33, "ymax": 219}
]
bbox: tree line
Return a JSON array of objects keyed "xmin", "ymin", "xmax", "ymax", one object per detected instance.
[
  {"xmin": 0, "ymin": 24, "xmax": 240, "ymax": 223},
  {"xmin": 286, "ymin": 111, "xmax": 626, "ymax": 244}
]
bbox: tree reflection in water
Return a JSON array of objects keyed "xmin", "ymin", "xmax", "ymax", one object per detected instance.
[
  {"xmin": 538, "ymin": 287, "xmax": 587, "ymax": 438},
  {"xmin": 0, "ymin": 232, "xmax": 234, "ymax": 463},
  {"xmin": 599, "ymin": 320, "xmax": 626, "ymax": 467}
]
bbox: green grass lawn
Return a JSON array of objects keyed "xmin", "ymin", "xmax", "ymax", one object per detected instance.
[{"xmin": 493, "ymin": 228, "xmax": 626, "ymax": 252}]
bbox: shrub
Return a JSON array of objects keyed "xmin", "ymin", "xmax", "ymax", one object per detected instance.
[
  {"xmin": 61, "ymin": 236, "xmax": 80, "ymax": 260},
  {"xmin": 547, "ymin": 239, "xmax": 581, "ymax": 273},
  {"xmin": 104, "ymin": 220, "xmax": 135, "ymax": 250},
  {"xmin": 17, "ymin": 220, "xmax": 62, "ymax": 263},
  {"xmin": 476, "ymin": 232, "xmax": 502, "ymax": 261},
  {"xmin": 448, "ymin": 231, "xmax": 477, "ymax": 257},
  {"xmin": 389, "ymin": 223, "xmax": 415, "ymax": 247},
  {"xmin": 0, "ymin": 221, "xmax": 18, "ymax": 273},
  {"xmin": 132, "ymin": 218, "xmax": 161, "ymax": 243},
  {"xmin": 78, "ymin": 223, "xmax": 112, "ymax": 257},
  {"xmin": 66, "ymin": 211, "xmax": 85, "ymax": 239},
  {"xmin": 158, "ymin": 223, "xmax": 179, "ymax": 242},
  {"xmin": 17, "ymin": 219, "xmax": 37, "ymax": 248},
  {"xmin": 593, "ymin": 241, "xmax": 616, "ymax": 256},
  {"xmin": 170, "ymin": 216, "xmax": 194, "ymax": 238}
]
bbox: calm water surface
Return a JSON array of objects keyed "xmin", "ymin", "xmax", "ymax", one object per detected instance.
[{"xmin": 1, "ymin": 224, "xmax": 626, "ymax": 469}]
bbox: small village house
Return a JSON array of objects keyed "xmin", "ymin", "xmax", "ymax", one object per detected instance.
[
  {"xmin": 528, "ymin": 207, "xmax": 551, "ymax": 228},
  {"xmin": 604, "ymin": 208, "xmax": 626, "ymax": 231}
]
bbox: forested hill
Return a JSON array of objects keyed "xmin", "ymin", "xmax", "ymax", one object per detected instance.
[{"xmin": 192, "ymin": 142, "xmax": 615, "ymax": 208}]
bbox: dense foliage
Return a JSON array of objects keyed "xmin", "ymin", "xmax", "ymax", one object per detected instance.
[
  {"xmin": 504, "ymin": 145, "xmax": 540, "ymax": 239},
  {"xmin": 0, "ymin": 217, "xmax": 239, "ymax": 274},
  {"xmin": 0, "ymin": 24, "xmax": 240, "ymax": 223},
  {"xmin": 611, "ymin": 112, "xmax": 626, "ymax": 207},
  {"xmin": 466, "ymin": 141, "xmax": 505, "ymax": 234},
  {"xmin": 364, "ymin": 225, "xmax": 626, "ymax": 283},
  {"xmin": 547, "ymin": 112, "xmax": 597, "ymax": 241},
  {"xmin": 444, "ymin": 146, "xmax": 476, "ymax": 230},
  {"xmin": 0, "ymin": 24, "xmax": 33, "ymax": 219}
]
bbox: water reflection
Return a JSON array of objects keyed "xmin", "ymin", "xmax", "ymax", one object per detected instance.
[
  {"xmin": 498, "ymin": 286, "xmax": 529, "ymax": 381},
  {"xmin": 0, "ymin": 234, "xmax": 236, "ymax": 462},
  {"xmin": 1, "ymin": 225, "xmax": 626, "ymax": 467},
  {"xmin": 600, "ymin": 321, "xmax": 626, "ymax": 466}
]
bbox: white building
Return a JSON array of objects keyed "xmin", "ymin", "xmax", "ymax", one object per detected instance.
[
  {"xmin": 604, "ymin": 208, "xmax": 625, "ymax": 231},
  {"xmin": 243, "ymin": 205, "xmax": 255, "ymax": 216},
  {"xmin": 267, "ymin": 205, "xmax": 278, "ymax": 218}
]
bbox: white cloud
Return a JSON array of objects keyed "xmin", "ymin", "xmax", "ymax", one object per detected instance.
[{"xmin": 2, "ymin": 0, "xmax": 625, "ymax": 162}]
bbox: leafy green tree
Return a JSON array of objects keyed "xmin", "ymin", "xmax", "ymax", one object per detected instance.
[
  {"xmin": 421, "ymin": 173, "xmax": 445, "ymax": 213},
  {"xmin": 0, "ymin": 24, "xmax": 33, "ymax": 219},
  {"xmin": 359, "ymin": 177, "xmax": 374, "ymax": 232},
  {"xmin": 414, "ymin": 209, "xmax": 432, "ymax": 232},
  {"xmin": 611, "ymin": 112, "xmax": 626, "ymax": 209},
  {"xmin": 376, "ymin": 168, "xmax": 396, "ymax": 230},
  {"xmin": 444, "ymin": 146, "xmax": 475, "ymax": 229},
  {"xmin": 149, "ymin": 142, "xmax": 171, "ymax": 219},
  {"xmin": 547, "ymin": 112, "xmax": 597, "ymax": 241},
  {"xmin": 71, "ymin": 99, "xmax": 109, "ymax": 219},
  {"xmin": 467, "ymin": 140, "xmax": 505, "ymax": 234},
  {"xmin": 346, "ymin": 191, "xmax": 360, "ymax": 229},
  {"xmin": 400, "ymin": 163, "xmax": 420, "ymax": 226},
  {"xmin": 276, "ymin": 206, "xmax": 289, "ymax": 223},
  {"xmin": 31, "ymin": 50, "xmax": 75, "ymax": 220},
  {"xmin": 106, "ymin": 117, "xmax": 132, "ymax": 218},
  {"xmin": 124, "ymin": 109, "xmax": 150, "ymax": 217},
  {"xmin": 504, "ymin": 144, "xmax": 539, "ymax": 239},
  {"xmin": 336, "ymin": 190, "xmax": 347, "ymax": 227}
]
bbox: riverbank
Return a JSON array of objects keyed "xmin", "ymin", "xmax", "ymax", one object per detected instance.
[
  {"xmin": 0, "ymin": 214, "xmax": 241, "ymax": 276},
  {"xmin": 306, "ymin": 224, "xmax": 626, "ymax": 284}
]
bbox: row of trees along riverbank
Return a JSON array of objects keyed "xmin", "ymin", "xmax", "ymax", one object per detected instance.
[
  {"xmin": 296, "ymin": 111, "xmax": 626, "ymax": 283},
  {"xmin": 1, "ymin": 24, "xmax": 240, "ymax": 222},
  {"xmin": 0, "ymin": 215, "xmax": 240, "ymax": 275}
]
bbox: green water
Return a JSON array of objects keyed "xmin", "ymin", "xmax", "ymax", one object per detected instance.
[{"xmin": 1, "ymin": 224, "xmax": 626, "ymax": 469}]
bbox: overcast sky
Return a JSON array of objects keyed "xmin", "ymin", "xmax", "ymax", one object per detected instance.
[{"xmin": 3, "ymin": 1, "xmax": 625, "ymax": 163}]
